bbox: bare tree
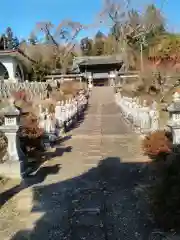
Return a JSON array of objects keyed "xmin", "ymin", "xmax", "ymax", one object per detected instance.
[
  {"xmin": 35, "ymin": 20, "xmax": 84, "ymax": 73},
  {"xmin": 98, "ymin": 0, "xmax": 134, "ymax": 70},
  {"xmin": 98, "ymin": 0, "xmax": 165, "ymax": 72}
]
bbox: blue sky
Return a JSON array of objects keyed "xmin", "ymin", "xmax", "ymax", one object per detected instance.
[{"xmin": 0, "ymin": 0, "xmax": 178, "ymax": 41}]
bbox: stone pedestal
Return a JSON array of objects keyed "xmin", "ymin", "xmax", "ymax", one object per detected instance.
[
  {"xmin": 168, "ymin": 125, "xmax": 180, "ymax": 144},
  {"xmin": 5, "ymin": 127, "xmax": 21, "ymax": 159},
  {"xmin": 0, "ymin": 127, "xmax": 26, "ymax": 179}
]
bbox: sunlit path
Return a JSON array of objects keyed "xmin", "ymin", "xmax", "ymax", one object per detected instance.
[{"xmin": 0, "ymin": 87, "xmax": 151, "ymax": 240}]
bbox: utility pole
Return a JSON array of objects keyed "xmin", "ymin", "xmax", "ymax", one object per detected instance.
[{"xmin": 140, "ymin": 42, "xmax": 144, "ymax": 73}]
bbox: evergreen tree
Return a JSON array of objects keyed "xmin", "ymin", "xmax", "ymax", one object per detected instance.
[
  {"xmin": 95, "ymin": 31, "xmax": 105, "ymax": 39},
  {"xmin": 28, "ymin": 32, "xmax": 38, "ymax": 45},
  {"xmin": 4, "ymin": 27, "xmax": 19, "ymax": 49},
  {"xmin": 6, "ymin": 27, "xmax": 13, "ymax": 49},
  {"xmin": 144, "ymin": 4, "xmax": 166, "ymax": 45},
  {"xmin": 12, "ymin": 36, "xmax": 19, "ymax": 49},
  {"xmin": 93, "ymin": 31, "xmax": 105, "ymax": 56},
  {"xmin": 1, "ymin": 34, "xmax": 7, "ymax": 49},
  {"xmin": 80, "ymin": 37, "xmax": 93, "ymax": 56}
]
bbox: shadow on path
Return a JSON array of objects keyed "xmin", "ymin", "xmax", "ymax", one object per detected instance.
[
  {"xmin": 10, "ymin": 157, "xmax": 155, "ymax": 240},
  {"xmin": 0, "ymin": 164, "xmax": 61, "ymax": 208},
  {"xmin": 0, "ymin": 134, "xmax": 73, "ymax": 208},
  {"xmin": 43, "ymin": 145, "xmax": 72, "ymax": 160},
  {"xmin": 0, "ymin": 132, "xmax": 74, "ymax": 208}
]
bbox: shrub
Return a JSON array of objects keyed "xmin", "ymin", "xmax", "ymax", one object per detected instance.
[
  {"xmin": 61, "ymin": 82, "xmax": 81, "ymax": 96},
  {"xmin": 142, "ymin": 130, "xmax": 172, "ymax": 158},
  {"xmin": 149, "ymin": 154, "xmax": 180, "ymax": 230},
  {"xmin": 20, "ymin": 113, "xmax": 44, "ymax": 138},
  {"xmin": 19, "ymin": 113, "xmax": 44, "ymax": 157}
]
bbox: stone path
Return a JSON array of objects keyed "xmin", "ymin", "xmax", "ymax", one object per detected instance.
[{"xmin": 0, "ymin": 87, "xmax": 154, "ymax": 240}]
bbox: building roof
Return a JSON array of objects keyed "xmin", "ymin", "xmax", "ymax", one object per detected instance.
[
  {"xmin": 74, "ymin": 55, "xmax": 123, "ymax": 66},
  {"xmin": 0, "ymin": 49, "xmax": 35, "ymax": 71},
  {"xmin": 0, "ymin": 50, "xmax": 22, "ymax": 56},
  {"xmin": 0, "ymin": 49, "xmax": 34, "ymax": 60}
]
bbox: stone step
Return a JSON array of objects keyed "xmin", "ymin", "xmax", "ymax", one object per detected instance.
[{"xmin": 71, "ymin": 133, "xmax": 137, "ymax": 139}]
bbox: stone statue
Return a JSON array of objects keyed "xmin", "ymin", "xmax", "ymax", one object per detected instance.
[
  {"xmin": 143, "ymin": 99, "xmax": 147, "ymax": 107},
  {"xmin": 152, "ymin": 100, "xmax": 158, "ymax": 110},
  {"xmin": 140, "ymin": 102, "xmax": 151, "ymax": 132},
  {"xmin": 45, "ymin": 114, "xmax": 51, "ymax": 133},
  {"xmin": 173, "ymin": 92, "xmax": 180, "ymax": 102},
  {"xmin": 149, "ymin": 100, "xmax": 159, "ymax": 131},
  {"xmin": 38, "ymin": 104, "xmax": 42, "ymax": 115},
  {"xmin": 150, "ymin": 110, "xmax": 159, "ymax": 132}
]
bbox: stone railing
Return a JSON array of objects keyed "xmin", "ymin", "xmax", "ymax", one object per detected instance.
[{"xmin": 115, "ymin": 93, "xmax": 159, "ymax": 134}]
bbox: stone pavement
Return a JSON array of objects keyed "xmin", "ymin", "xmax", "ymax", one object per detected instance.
[{"xmin": 0, "ymin": 87, "xmax": 156, "ymax": 240}]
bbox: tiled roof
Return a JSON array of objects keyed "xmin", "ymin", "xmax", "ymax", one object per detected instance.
[{"xmin": 74, "ymin": 55, "xmax": 123, "ymax": 66}]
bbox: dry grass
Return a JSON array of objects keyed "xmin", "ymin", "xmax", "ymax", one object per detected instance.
[
  {"xmin": 60, "ymin": 81, "xmax": 83, "ymax": 96},
  {"xmin": 142, "ymin": 130, "xmax": 172, "ymax": 157}
]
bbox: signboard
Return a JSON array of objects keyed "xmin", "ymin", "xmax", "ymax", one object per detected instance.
[{"xmin": 92, "ymin": 73, "xmax": 109, "ymax": 79}]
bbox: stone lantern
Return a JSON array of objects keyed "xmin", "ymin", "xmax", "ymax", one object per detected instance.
[
  {"xmin": 0, "ymin": 99, "xmax": 26, "ymax": 178},
  {"xmin": 3, "ymin": 105, "xmax": 21, "ymax": 159},
  {"xmin": 167, "ymin": 92, "xmax": 180, "ymax": 144}
]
